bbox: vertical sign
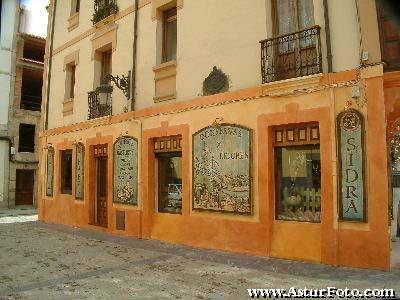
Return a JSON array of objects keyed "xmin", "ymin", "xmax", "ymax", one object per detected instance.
[
  {"xmin": 113, "ymin": 137, "xmax": 138, "ymax": 205},
  {"xmin": 75, "ymin": 143, "xmax": 84, "ymax": 200},
  {"xmin": 46, "ymin": 147, "xmax": 54, "ymax": 197},
  {"xmin": 193, "ymin": 124, "xmax": 252, "ymax": 214},
  {"xmin": 338, "ymin": 109, "xmax": 367, "ymax": 222}
]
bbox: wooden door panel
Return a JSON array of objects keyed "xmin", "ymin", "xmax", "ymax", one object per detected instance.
[
  {"xmin": 15, "ymin": 169, "xmax": 34, "ymax": 205},
  {"xmin": 96, "ymin": 156, "xmax": 108, "ymax": 227}
]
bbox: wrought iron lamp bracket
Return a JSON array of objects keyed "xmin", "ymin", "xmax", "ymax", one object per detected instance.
[{"xmin": 102, "ymin": 71, "xmax": 131, "ymax": 99}]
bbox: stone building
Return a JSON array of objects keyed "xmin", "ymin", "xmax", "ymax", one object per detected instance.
[
  {"xmin": 39, "ymin": 0, "xmax": 399, "ymax": 270},
  {"xmin": 0, "ymin": 0, "xmax": 48, "ymax": 208}
]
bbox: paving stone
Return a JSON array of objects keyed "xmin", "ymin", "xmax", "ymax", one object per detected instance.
[{"xmin": 0, "ymin": 221, "xmax": 399, "ymax": 299}]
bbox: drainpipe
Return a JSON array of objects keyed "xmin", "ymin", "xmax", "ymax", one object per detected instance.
[
  {"xmin": 44, "ymin": 0, "xmax": 57, "ymax": 130},
  {"xmin": 131, "ymin": 0, "xmax": 139, "ymax": 111},
  {"xmin": 323, "ymin": 0, "xmax": 333, "ymax": 72}
]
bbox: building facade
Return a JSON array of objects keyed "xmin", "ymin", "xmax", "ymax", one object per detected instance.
[
  {"xmin": 39, "ymin": 0, "xmax": 398, "ymax": 270},
  {"xmin": 0, "ymin": 0, "xmax": 48, "ymax": 209}
]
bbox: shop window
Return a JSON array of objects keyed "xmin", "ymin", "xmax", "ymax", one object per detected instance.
[
  {"xmin": 154, "ymin": 136, "xmax": 182, "ymax": 214},
  {"xmin": 60, "ymin": 150, "xmax": 73, "ymax": 195},
  {"xmin": 18, "ymin": 123, "xmax": 35, "ymax": 153},
  {"xmin": 162, "ymin": 7, "xmax": 177, "ymax": 63},
  {"xmin": 274, "ymin": 124, "xmax": 321, "ymax": 223}
]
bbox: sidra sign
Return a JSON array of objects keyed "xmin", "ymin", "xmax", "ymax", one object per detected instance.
[
  {"xmin": 337, "ymin": 109, "xmax": 367, "ymax": 222},
  {"xmin": 113, "ymin": 136, "xmax": 138, "ymax": 205},
  {"xmin": 46, "ymin": 147, "xmax": 54, "ymax": 197},
  {"xmin": 192, "ymin": 124, "xmax": 252, "ymax": 214},
  {"xmin": 75, "ymin": 143, "xmax": 84, "ymax": 200}
]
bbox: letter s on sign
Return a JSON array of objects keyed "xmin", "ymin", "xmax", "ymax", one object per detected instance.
[{"xmin": 346, "ymin": 138, "xmax": 356, "ymax": 151}]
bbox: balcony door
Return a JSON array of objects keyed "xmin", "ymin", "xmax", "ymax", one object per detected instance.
[
  {"xmin": 272, "ymin": 0, "xmax": 318, "ymax": 81},
  {"xmin": 15, "ymin": 169, "xmax": 34, "ymax": 206},
  {"xmin": 377, "ymin": 1, "xmax": 400, "ymax": 72}
]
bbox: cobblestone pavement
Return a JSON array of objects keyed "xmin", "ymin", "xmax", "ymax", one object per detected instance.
[{"xmin": 0, "ymin": 221, "xmax": 399, "ymax": 299}]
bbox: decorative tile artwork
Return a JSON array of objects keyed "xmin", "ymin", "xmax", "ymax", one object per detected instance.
[
  {"xmin": 113, "ymin": 137, "xmax": 138, "ymax": 205},
  {"xmin": 193, "ymin": 124, "xmax": 252, "ymax": 214},
  {"xmin": 75, "ymin": 143, "xmax": 84, "ymax": 200},
  {"xmin": 338, "ymin": 109, "xmax": 366, "ymax": 222},
  {"xmin": 46, "ymin": 147, "xmax": 54, "ymax": 197}
]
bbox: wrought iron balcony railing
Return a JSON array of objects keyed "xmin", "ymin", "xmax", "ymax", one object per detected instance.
[
  {"xmin": 260, "ymin": 26, "xmax": 322, "ymax": 84},
  {"xmin": 92, "ymin": 0, "xmax": 118, "ymax": 25},
  {"xmin": 88, "ymin": 90, "xmax": 112, "ymax": 120}
]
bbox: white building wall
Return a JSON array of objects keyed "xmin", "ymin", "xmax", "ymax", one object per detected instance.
[
  {"xmin": 0, "ymin": 0, "xmax": 20, "ymax": 208},
  {"xmin": 46, "ymin": 0, "xmax": 365, "ymax": 129}
]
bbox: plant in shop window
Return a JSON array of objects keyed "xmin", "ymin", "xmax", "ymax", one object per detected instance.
[{"xmin": 276, "ymin": 146, "xmax": 321, "ymax": 223}]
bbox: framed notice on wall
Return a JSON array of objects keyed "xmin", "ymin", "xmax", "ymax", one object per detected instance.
[
  {"xmin": 192, "ymin": 124, "xmax": 252, "ymax": 214},
  {"xmin": 113, "ymin": 136, "xmax": 138, "ymax": 205},
  {"xmin": 337, "ymin": 109, "xmax": 367, "ymax": 222},
  {"xmin": 46, "ymin": 147, "xmax": 54, "ymax": 197},
  {"xmin": 75, "ymin": 143, "xmax": 84, "ymax": 200}
]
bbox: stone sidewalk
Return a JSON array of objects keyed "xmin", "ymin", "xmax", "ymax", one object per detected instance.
[
  {"xmin": 0, "ymin": 221, "xmax": 399, "ymax": 299},
  {"xmin": 0, "ymin": 207, "xmax": 38, "ymax": 224}
]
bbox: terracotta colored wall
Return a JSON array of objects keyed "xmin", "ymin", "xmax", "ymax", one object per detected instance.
[{"xmin": 39, "ymin": 67, "xmax": 391, "ymax": 270}]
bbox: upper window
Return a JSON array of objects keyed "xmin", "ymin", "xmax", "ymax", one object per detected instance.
[
  {"xmin": 61, "ymin": 150, "xmax": 73, "ymax": 195},
  {"xmin": 101, "ymin": 50, "xmax": 112, "ymax": 83},
  {"xmin": 274, "ymin": 0, "xmax": 314, "ymax": 36},
  {"xmin": 274, "ymin": 124, "xmax": 321, "ymax": 223},
  {"xmin": 162, "ymin": 7, "xmax": 177, "ymax": 63},
  {"xmin": 20, "ymin": 69, "xmax": 42, "ymax": 111},
  {"xmin": 18, "ymin": 124, "xmax": 35, "ymax": 153},
  {"xmin": 71, "ymin": 0, "xmax": 80, "ymax": 14},
  {"xmin": 23, "ymin": 39, "xmax": 45, "ymax": 63},
  {"xmin": 65, "ymin": 64, "xmax": 76, "ymax": 99}
]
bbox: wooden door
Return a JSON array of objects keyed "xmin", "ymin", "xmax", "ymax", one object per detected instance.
[
  {"xmin": 15, "ymin": 169, "xmax": 34, "ymax": 205},
  {"xmin": 96, "ymin": 156, "xmax": 108, "ymax": 227},
  {"xmin": 377, "ymin": 2, "xmax": 400, "ymax": 71}
]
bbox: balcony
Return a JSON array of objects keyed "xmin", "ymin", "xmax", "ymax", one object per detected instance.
[
  {"xmin": 260, "ymin": 26, "xmax": 322, "ymax": 84},
  {"xmin": 92, "ymin": 0, "xmax": 118, "ymax": 25},
  {"xmin": 88, "ymin": 89, "xmax": 112, "ymax": 120}
]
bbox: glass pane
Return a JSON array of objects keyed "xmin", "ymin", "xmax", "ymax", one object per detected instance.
[
  {"xmin": 157, "ymin": 153, "xmax": 182, "ymax": 213},
  {"xmin": 165, "ymin": 19, "xmax": 177, "ymax": 61},
  {"xmin": 275, "ymin": 145, "xmax": 321, "ymax": 222},
  {"xmin": 277, "ymin": 0, "xmax": 296, "ymax": 52},
  {"xmin": 277, "ymin": 0, "xmax": 296, "ymax": 35},
  {"xmin": 298, "ymin": 0, "xmax": 315, "ymax": 48},
  {"xmin": 101, "ymin": 51, "xmax": 112, "ymax": 82},
  {"xmin": 298, "ymin": 0, "xmax": 314, "ymax": 29}
]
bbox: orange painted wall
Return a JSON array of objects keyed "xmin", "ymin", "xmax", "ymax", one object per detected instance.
[{"xmin": 38, "ymin": 68, "xmax": 391, "ymax": 270}]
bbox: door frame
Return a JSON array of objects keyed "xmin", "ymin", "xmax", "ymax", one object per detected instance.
[
  {"xmin": 15, "ymin": 169, "xmax": 35, "ymax": 206},
  {"xmin": 89, "ymin": 144, "xmax": 109, "ymax": 227}
]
